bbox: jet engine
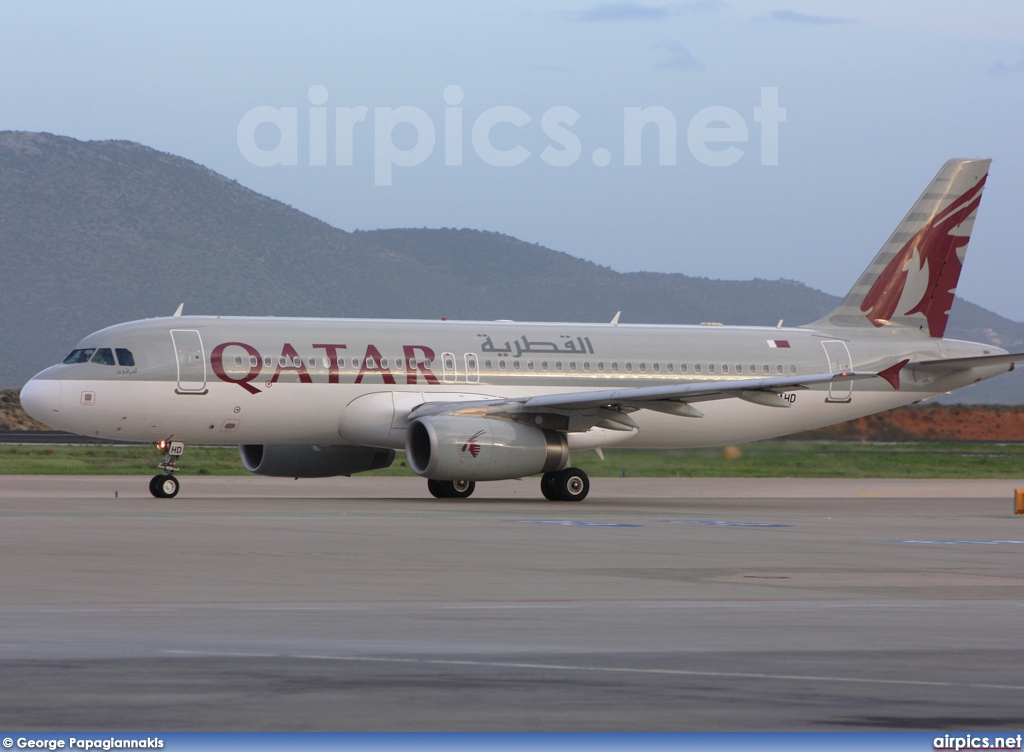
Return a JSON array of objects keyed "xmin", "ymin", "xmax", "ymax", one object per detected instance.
[
  {"xmin": 405, "ymin": 415, "xmax": 568, "ymax": 481},
  {"xmin": 239, "ymin": 444, "xmax": 395, "ymax": 477}
]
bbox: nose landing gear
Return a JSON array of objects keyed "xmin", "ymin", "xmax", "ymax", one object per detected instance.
[{"xmin": 150, "ymin": 439, "xmax": 185, "ymax": 498}]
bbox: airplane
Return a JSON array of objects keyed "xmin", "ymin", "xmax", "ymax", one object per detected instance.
[{"xmin": 19, "ymin": 158, "xmax": 1023, "ymax": 501}]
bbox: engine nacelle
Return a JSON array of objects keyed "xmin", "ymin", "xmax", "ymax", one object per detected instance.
[
  {"xmin": 239, "ymin": 444, "xmax": 394, "ymax": 478},
  {"xmin": 405, "ymin": 415, "xmax": 568, "ymax": 481}
]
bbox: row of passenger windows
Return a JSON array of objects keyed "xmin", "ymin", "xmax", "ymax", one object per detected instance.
[
  {"xmin": 233, "ymin": 354, "xmax": 798, "ymax": 377},
  {"xmin": 64, "ymin": 348, "xmax": 135, "ymax": 367},
  {"xmin": 481, "ymin": 360, "xmax": 798, "ymax": 375}
]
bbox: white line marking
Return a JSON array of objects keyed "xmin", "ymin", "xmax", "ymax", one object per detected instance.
[{"xmin": 161, "ymin": 651, "xmax": 1024, "ymax": 692}]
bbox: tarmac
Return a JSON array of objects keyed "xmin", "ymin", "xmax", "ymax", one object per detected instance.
[{"xmin": 1, "ymin": 475, "xmax": 1023, "ymax": 730}]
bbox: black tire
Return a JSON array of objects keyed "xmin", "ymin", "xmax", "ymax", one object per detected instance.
[
  {"xmin": 540, "ymin": 472, "xmax": 561, "ymax": 501},
  {"xmin": 149, "ymin": 475, "xmax": 163, "ymax": 498},
  {"xmin": 427, "ymin": 478, "xmax": 447, "ymax": 498},
  {"xmin": 439, "ymin": 479, "xmax": 475, "ymax": 499},
  {"xmin": 553, "ymin": 467, "xmax": 589, "ymax": 502},
  {"xmin": 157, "ymin": 474, "xmax": 179, "ymax": 499}
]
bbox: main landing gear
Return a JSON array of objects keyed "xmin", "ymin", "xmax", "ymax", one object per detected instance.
[
  {"xmin": 427, "ymin": 478, "xmax": 476, "ymax": 499},
  {"xmin": 150, "ymin": 439, "xmax": 185, "ymax": 498},
  {"xmin": 424, "ymin": 467, "xmax": 591, "ymax": 502},
  {"xmin": 541, "ymin": 467, "xmax": 590, "ymax": 502}
]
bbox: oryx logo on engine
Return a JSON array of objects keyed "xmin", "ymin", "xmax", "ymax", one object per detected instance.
[{"xmin": 461, "ymin": 430, "xmax": 485, "ymax": 458}]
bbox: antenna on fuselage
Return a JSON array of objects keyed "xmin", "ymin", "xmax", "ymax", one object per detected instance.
[
  {"xmin": 173, "ymin": 303, "xmax": 184, "ymax": 317},
  {"xmin": 610, "ymin": 311, "xmax": 621, "ymax": 326}
]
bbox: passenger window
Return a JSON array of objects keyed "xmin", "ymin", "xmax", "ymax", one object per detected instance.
[
  {"xmin": 380, "ymin": 358, "xmax": 389, "ymax": 369},
  {"xmin": 653, "ymin": 363, "xmax": 660, "ymax": 373},
  {"xmin": 569, "ymin": 362, "xmax": 577, "ymax": 372},
  {"xmin": 597, "ymin": 362, "xmax": 605, "ymax": 372},
  {"xmin": 115, "ymin": 348, "xmax": 135, "ymax": 367},
  {"xmin": 541, "ymin": 361, "xmax": 549, "ymax": 371},
  {"xmin": 292, "ymin": 356, "xmax": 301, "ymax": 368},
  {"xmin": 484, "ymin": 360, "xmax": 492, "ymax": 370},
  {"xmin": 624, "ymin": 362, "xmax": 633, "ymax": 372},
  {"xmin": 308, "ymin": 357, "xmax": 317, "ymax": 369},
  {"xmin": 611, "ymin": 362, "xmax": 619, "ymax": 372},
  {"xmin": 234, "ymin": 356, "xmax": 243, "ymax": 367},
  {"xmin": 789, "ymin": 365, "xmax": 797, "ymax": 374},
  {"xmin": 762, "ymin": 364, "xmax": 770, "ymax": 374},
  {"xmin": 251, "ymin": 356, "xmax": 260, "ymax": 368},
  {"xmin": 91, "ymin": 348, "xmax": 116, "ymax": 366},
  {"xmin": 722, "ymin": 364, "xmax": 729, "ymax": 374},
  {"xmin": 527, "ymin": 361, "xmax": 535, "ymax": 371},
  {"xmin": 583, "ymin": 361, "xmax": 591, "ymax": 372},
  {"xmin": 63, "ymin": 349, "xmax": 95, "ymax": 364},
  {"xmin": 680, "ymin": 364, "xmax": 687, "ymax": 373},
  {"xmin": 776, "ymin": 365, "xmax": 784, "ymax": 374},
  {"xmin": 638, "ymin": 363, "xmax": 646, "ymax": 373},
  {"xmin": 694, "ymin": 364, "xmax": 701, "ymax": 373},
  {"xmin": 749, "ymin": 365, "xmax": 756, "ymax": 374},
  {"xmin": 498, "ymin": 359, "xmax": 507, "ymax": 370},
  {"xmin": 708, "ymin": 364, "xmax": 715, "ymax": 373},
  {"xmin": 666, "ymin": 363, "xmax": 673, "ymax": 373},
  {"xmin": 513, "ymin": 360, "xmax": 521, "ymax": 371},
  {"xmin": 395, "ymin": 359, "xmax": 404, "ymax": 369},
  {"xmin": 263, "ymin": 356, "xmax": 273, "ymax": 368}
]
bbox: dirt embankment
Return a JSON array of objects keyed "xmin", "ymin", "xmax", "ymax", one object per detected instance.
[{"xmin": 793, "ymin": 404, "xmax": 1024, "ymax": 441}]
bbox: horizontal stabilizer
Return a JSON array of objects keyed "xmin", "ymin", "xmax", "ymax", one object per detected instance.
[{"xmin": 911, "ymin": 352, "xmax": 1024, "ymax": 371}]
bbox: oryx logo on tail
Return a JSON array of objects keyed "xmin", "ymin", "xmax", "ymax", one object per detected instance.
[{"xmin": 860, "ymin": 173, "xmax": 987, "ymax": 337}]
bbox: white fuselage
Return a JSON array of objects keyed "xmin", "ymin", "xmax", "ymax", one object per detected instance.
[{"xmin": 21, "ymin": 315, "xmax": 1006, "ymax": 451}]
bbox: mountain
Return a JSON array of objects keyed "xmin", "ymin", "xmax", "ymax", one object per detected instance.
[{"xmin": 1, "ymin": 131, "xmax": 1021, "ymax": 402}]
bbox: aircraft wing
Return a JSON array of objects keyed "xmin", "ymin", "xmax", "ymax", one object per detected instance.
[{"xmin": 407, "ymin": 371, "xmax": 877, "ymax": 429}]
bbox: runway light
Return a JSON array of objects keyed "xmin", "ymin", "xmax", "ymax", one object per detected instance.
[{"xmin": 1014, "ymin": 489, "xmax": 1024, "ymax": 515}]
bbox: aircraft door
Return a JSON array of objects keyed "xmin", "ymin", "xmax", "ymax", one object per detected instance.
[
  {"xmin": 171, "ymin": 329, "xmax": 208, "ymax": 394},
  {"xmin": 441, "ymin": 352, "xmax": 458, "ymax": 383},
  {"xmin": 821, "ymin": 340, "xmax": 853, "ymax": 403}
]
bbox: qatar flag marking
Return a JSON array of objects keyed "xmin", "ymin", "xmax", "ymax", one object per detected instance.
[{"xmin": 767, "ymin": 340, "xmax": 790, "ymax": 349}]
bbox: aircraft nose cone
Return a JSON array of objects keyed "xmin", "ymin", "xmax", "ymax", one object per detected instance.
[{"xmin": 20, "ymin": 378, "xmax": 62, "ymax": 423}]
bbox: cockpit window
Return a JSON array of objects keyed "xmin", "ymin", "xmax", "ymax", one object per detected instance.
[
  {"xmin": 91, "ymin": 348, "xmax": 116, "ymax": 366},
  {"xmin": 115, "ymin": 348, "xmax": 135, "ymax": 367},
  {"xmin": 63, "ymin": 348, "xmax": 95, "ymax": 364}
]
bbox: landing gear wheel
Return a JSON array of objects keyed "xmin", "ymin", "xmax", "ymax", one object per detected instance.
[
  {"xmin": 551, "ymin": 467, "xmax": 589, "ymax": 502},
  {"xmin": 540, "ymin": 472, "xmax": 560, "ymax": 501},
  {"xmin": 150, "ymin": 474, "xmax": 179, "ymax": 499},
  {"xmin": 427, "ymin": 479, "xmax": 476, "ymax": 499}
]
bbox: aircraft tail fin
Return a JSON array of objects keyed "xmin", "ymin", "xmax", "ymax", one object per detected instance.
[{"xmin": 810, "ymin": 158, "xmax": 991, "ymax": 338}]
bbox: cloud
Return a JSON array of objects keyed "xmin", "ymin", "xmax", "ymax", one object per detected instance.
[
  {"xmin": 765, "ymin": 9, "xmax": 855, "ymax": 25},
  {"xmin": 652, "ymin": 40, "xmax": 704, "ymax": 71},
  {"xmin": 572, "ymin": 2, "xmax": 671, "ymax": 22},
  {"xmin": 990, "ymin": 59, "xmax": 1024, "ymax": 75}
]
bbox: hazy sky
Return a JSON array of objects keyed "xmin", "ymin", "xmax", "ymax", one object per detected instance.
[{"xmin": 4, "ymin": 1, "xmax": 1024, "ymax": 321}]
